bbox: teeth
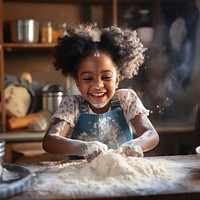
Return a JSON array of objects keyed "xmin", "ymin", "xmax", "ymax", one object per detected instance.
[{"xmin": 92, "ymin": 93, "xmax": 104, "ymax": 97}]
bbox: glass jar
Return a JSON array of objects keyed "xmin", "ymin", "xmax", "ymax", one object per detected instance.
[
  {"xmin": 58, "ymin": 23, "xmax": 67, "ymax": 37},
  {"xmin": 40, "ymin": 22, "xmax": 53, "ymax": 43},
  {"xmin": 0, "ymin": 140, "xmax": 5, "ymax": 181},
  {"xmin": 53, "ymin": 23, "xmax": 67, "ymax": 43}
]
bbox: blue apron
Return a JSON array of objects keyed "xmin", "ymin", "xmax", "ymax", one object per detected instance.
[{"xmin": 71, "ymin": 96, "xmax": 133, "ymax": 150}]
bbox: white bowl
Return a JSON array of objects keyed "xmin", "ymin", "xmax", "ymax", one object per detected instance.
[{"xmin": 196, "ymin": 146, "xmax": 200, "ymax": 158}]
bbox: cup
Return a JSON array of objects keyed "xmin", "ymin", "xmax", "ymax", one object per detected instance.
[{"xmin": 0, "ymin": 140, "xmax": 5, "ymax": 181}]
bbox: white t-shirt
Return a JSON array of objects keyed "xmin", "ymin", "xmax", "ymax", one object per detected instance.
[{"xmin": 51, "ymin": 89, "xmax": 149, "ymax": 128}]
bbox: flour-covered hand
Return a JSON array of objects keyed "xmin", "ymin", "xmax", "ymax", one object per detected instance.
[
  {"xmin": 84, "ymin": 141, "xmax": 108, "ymax": 162},
  {"xmin": 118, "ymin": 144, "xmax": 143, "ymax": 157}
]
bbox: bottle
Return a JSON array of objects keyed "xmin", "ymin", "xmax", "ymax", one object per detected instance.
[
  {"xmin": 0, "ymin": 140, "xmax": 5, "ymax": 181},
  {"xmin": 40, "ymin": 22, "xmax": 53, "ymax": 43}
]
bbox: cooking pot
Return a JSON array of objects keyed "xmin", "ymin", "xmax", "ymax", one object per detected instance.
[
  {"xmin": 9, "ymin": 19, "xmax": 39, "ymax": 43},
  {"xmin": 42, "ymin": 84, "xmax": 65, "ymax": 114}
]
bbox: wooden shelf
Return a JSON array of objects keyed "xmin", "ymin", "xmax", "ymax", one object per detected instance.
[
  {"xmin": 4, "ymin": 43, "xmax": 56, "ymax": 47},
  {"xmin": 4, "ymin": 0, "xmax": 111, "ymax": 4}
]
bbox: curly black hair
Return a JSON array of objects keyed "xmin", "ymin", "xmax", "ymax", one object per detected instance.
[{"xmin": 53, "ymin": 23, "xmax": 146, "ymax": 80}]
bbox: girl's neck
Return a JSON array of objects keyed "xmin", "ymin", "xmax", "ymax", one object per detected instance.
[{"xmin": 88, "ymin": 102, "xmax": 110, "ymax": 114}]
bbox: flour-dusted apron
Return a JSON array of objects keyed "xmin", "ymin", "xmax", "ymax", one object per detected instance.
[{"xmin": 71, "ymin": 96, "xmax": 133, "ymax": 150}]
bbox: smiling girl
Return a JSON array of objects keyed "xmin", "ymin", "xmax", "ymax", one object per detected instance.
[{"xmin": 42, "ymin": 24, "xmax": 159, "ymax": 162}]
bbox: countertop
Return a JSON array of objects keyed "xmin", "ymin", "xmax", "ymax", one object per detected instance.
[
  {"xmin": 6, "ymin": 154, "xmax": 200, "ymax": 200},
  {"xmin": 0, "ymin": 131, "xmax": 45, "ymax": 143}
]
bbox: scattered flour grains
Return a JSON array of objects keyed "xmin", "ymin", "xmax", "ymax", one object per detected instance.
[{"xmin": 30, "ymin": 150, "xmax": 188, "ymax": 199}]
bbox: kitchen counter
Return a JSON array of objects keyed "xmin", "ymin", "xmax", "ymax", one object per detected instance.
[
  {"xmin": 0, "ymin": 132, "xmax": 45, "ymax": 163},
  {"xmin": 0, "ymin": 131, "xmax": 45, "ymax": 143},
  {"xmin": 6, "ymin": 154, "xmax": 200, "ymax": 200}
]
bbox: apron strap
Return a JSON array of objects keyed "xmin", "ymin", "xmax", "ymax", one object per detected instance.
[
  {"xmin": 110, "ymin": 95, "xmax": 121, "ymax": 110},
  {"xmin": 80, "ymin": 99, "xmax": 89, "ymax": 113}
]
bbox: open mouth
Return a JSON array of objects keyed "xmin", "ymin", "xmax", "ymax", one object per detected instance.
[{"xmin": 90, "ymin": 92, "xmax": 106, "ymax": 98}]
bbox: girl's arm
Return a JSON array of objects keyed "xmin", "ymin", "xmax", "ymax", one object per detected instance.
[
  {"xmin": 120, "ymin": 113, "xmax": 159, "ymax": 156},
  {"xmin": 130, "ymin": 113, "xmax": 159, "ymax": 152},
  {"xmin": 42, "ymin": 119, "xmax": 107, "ymax": 160}
]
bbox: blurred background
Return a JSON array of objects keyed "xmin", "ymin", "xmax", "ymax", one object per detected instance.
[{"xmin": 0, "ymin": 0, "xmax": 200, "ymax": 163}]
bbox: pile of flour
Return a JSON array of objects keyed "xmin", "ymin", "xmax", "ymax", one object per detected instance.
[{"xmin": 30, "ymin": 150, "xmax": 188, "ymax": 199}]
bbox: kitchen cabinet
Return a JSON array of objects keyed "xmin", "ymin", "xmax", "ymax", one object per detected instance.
[{"xmin": 0, "ymin": 0, "xmax": 198, "ymax": 132}]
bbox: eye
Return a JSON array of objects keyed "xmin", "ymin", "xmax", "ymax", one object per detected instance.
[
  {"xmin": 102, "ymin": 76, "xmax": 112, "ymax": 80},
  {"xmin": 82, "ymin": 77, "xmax": 92, "ymax": 81}
]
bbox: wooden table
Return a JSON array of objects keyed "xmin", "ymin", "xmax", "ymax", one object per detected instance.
[{"xmin": 6, "ymin": 154, "xmax": 200, "ymax": 200}]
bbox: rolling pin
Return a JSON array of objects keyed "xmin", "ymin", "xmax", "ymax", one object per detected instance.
[{"xmin": 7, "ymin": 112, "xmax": 44, "ymax": 131}]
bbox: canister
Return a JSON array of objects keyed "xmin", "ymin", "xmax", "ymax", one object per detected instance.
[
  {"xmin": 9, "ymin": 19, "xmax": 39, "ymax": 43},
  {"xmin": 42, "ymin": 84, "xmax": 65, "ymax": 114}
]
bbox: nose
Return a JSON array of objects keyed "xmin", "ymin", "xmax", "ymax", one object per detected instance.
[{"xmin": 93, "ymin": 79, "xmax": 104, "ymax": 89}]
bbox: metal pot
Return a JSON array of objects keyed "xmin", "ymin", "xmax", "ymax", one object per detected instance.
[
  {"xmin": 42, "ymin": 84, "xmax": 65, "ymax": 114},
  {"xmin": 9, "ymin": 19, "xmax": 39, "ymax": 43}
]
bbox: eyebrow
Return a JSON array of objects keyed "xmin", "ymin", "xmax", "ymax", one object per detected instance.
[{"xmin": 80, "ymin": 70, "xmax": 115, "ymax": 76}]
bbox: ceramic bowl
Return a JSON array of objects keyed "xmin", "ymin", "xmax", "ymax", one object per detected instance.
[{"xmin": 196, "ymin": 146, "xmax": 200, "ymax": 158}]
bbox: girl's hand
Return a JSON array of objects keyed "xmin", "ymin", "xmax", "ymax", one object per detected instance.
[
  {"xmin": 83, "ymin": 141, "xmax": 108, "ymax": 162},
  {"xmin": 118, "ymin": 144, "xmax": 143, "ymax": 157}
]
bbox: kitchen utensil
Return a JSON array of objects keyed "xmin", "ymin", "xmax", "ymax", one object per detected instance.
[
  {"xmin": 9, "ymin": 19, "xmax": 39, "ymax": 43},
  {"xmin": 42, "ymin": 84, "xmax": 65, "ymax": 114},
  {"xmin": 196, "ymin": 146, "xmax": 200, "ymax": 158}
]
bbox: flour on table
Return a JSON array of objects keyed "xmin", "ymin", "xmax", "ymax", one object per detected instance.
[{"xmin": 29, "ymin": 150, "xmax": 189, "ymax": 199}]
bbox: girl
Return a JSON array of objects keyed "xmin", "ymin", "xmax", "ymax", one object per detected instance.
[{"xmin": 42, "ymin": 24, "xmax": 159, "ymax": 162}]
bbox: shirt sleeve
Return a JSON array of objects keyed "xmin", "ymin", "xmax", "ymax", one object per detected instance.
[
  {"xmin": 115, "ymin": 89, "xmax": 149, "ymax": 121},
  {"xmin": 51, "ymin": 95, "xmax": 81, "ymax": 127}
]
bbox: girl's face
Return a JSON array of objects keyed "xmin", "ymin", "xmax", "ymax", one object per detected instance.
[{"xmin": 75, "ymin": 53, "xmax": 120, "ymax": 114}]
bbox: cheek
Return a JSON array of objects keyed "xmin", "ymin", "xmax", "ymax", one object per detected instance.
[{"xmin": 79, "ymin": 83, "xmax": 89, "ymax": 94}]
